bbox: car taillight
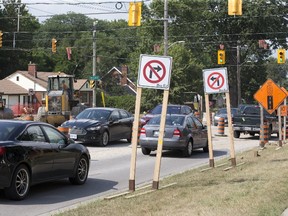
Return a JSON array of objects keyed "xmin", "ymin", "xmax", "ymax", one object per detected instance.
[
  {"xmin": 173, "ymin": 129, "xmax": 181, "ymax": 137},
  {"xmin": 0, "ymin": 147, "xmax": 6, "ymax": 156},
  {"xmin": 140, "ymin": 128, "xmax": 146, "ymax": 135}
]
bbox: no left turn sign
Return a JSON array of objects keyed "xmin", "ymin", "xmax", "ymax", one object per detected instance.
[
  {"xmin": 138, "ymin": 54, "xmax": 172, "ymax": 90},
  {"xmin": 203, "ymin": 68, "xmax": 229, "ymax": 94}
]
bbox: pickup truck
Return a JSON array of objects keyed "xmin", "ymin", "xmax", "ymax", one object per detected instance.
[{"xmin": 232, "ymin": 105, "xmax": 278, "ymax": 138}]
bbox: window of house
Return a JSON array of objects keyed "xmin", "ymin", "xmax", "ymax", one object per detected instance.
[{"xmin": 16, "ymin": 76, "xmax": 19, "ymax": 81}]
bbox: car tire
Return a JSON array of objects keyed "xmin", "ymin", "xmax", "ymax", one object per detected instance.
[
  {"xmin": 4, "ymin": 164, "xmax": 30, "ymax": 200},
  {"xmin": 99, "ymin": 131, "xmax": 109, "ymax": 147},
  {"xmin": 69, "ymin": 156, "xmax": 89, "ymax": 185},
  {"xmin": 233, "ymin": 131, "xmax": 240, "ymax": 138},
  {"xmin": 203, "ymin": 141, "xmax": 209, "ymax": 153},
  {"xmin": 141, "ymin": 147, "xmax": 151, "ymax": 155},
  {"xmin": 183, "ymin": 140, "xmax": 193, "ymax": 157}
]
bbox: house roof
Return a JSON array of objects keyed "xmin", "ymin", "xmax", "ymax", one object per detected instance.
[
  {"xmin": 102, "ymin": 67, "xmax": 136, "ymax": 88},
  {"xmin": 6, "ymin": 71, "xmax": 86, "ymax": 91},
  {"xmin": 74, "ymin": 79, "xmax": 88, "ymax": 90},
  {"xmin": 11, "ymin": 71, "xmax": 67, "ymax": 88},
  {"xmin": 0, "ymin": 80, "xmax": 28, "ymax": 94}
]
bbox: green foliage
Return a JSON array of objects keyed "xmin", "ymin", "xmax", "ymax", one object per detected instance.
[{"xmin": 105, "ymin": 94, "xmax": 135, "ymax": 113}]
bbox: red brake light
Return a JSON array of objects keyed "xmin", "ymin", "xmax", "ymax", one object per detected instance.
[
  {"xmin": 173, "ymin": 129, "xmax": 181, "ymax": 137},
  {"xmin": 0, "ymin": 147, "xmax": 6, "ymax": 156},
  {"xmin": 140, "ymin": 128, "xmax": 146, "ymax": 135}
]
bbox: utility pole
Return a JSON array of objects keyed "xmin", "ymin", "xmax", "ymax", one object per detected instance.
[
  {"xmin": 13, "ymin": 6, "xmax": 20, "ymax": 48},
  {"xmin": 152, "ymin": 0, "xmax": 169, "ymax": 190},
  {"xmin": 236, "ymin": 40, "xmax": 241, "ymax": 106},
  {"xmin": 92, "ymin": 21, "xmax": 97, "ymax": 107}
]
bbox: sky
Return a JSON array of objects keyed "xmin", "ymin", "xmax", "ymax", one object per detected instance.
[{"xmin": 20, "ymin": 0, "xmax": 131, "ymax": 22}]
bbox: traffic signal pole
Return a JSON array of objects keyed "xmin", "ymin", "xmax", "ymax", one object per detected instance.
[{"xmin": 92, "ymin": 21, "xmax": 97, "ymax": 107}]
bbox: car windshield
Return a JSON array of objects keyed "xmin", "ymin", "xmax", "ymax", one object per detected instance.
[
  {"xmin": 217, "ymin": 109, "xmax": 227, "ymax": 115},
  {"xmin": 0, "ymin": 122, "xmax": 18, "ymax": 141},
  {"xmin": 150, "ymin": 105, "xmax": 181, "ymax": 115},
  {"xmin": 147, "ymin": 115, "xmax": 185, "ymax": 126},
  {"xmin": 217, "ymin": 108, "xmax": 238, "ymax": 115},
  {"xmin": 76, "ymin": 109, "xmax": 112, "ymax": 121}
]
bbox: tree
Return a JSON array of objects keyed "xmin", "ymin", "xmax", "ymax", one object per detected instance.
[{"xmin": 0, "ymin": 0, "xmax": 40, "ymax": 78}]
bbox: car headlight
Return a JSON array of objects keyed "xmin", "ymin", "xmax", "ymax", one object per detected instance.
[{"xmin": 86, "ymin": 125, "xmax": 101, "ymax": 131}]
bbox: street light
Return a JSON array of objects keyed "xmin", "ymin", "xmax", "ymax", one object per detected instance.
[{"xmin": 168, "ymin": 40, "xmax": 185, "ymax": 49}]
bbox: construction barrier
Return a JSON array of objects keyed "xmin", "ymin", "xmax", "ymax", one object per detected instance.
[
  {"xmin": 217, "ymin": 117, "xmax": 225, "ymax": 136},
  {"xmin": 57, "ymin": 126, "xmax": 69, "ymax": 137},
  {"xmin": 24, "ymin": 115, "xmax": 34, "ymax": 121},
  {"xmin": 259, "ymin": 122, "xmax": 269, "ymax": 146},
  {"xmin": 282, "ymin": 127, "xmax": 288, "ymax": 140}
]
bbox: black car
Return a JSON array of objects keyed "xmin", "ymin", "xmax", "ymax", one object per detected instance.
[
  {"xmin": 0, "ymin": 120, "xmax": 90, "ymax": 200},
  {"xmin": 141, "ymin": 104, "xmax": 194, "ymax": 126},
  {"xmin": 61, "ymin": 107, "xmax": 134, "ymax": 146}
]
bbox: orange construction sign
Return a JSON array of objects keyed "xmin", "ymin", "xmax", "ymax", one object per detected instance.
[{"xmin": 253, "ymin": 79, "xmax": 287, "ymax": 114}]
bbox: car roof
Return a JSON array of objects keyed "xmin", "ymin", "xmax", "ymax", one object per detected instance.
[{"xmin": 85, "ymin": 107, "xmax": 122, "ymax": 111}]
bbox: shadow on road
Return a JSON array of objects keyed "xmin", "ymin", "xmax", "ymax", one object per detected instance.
[{"xmin": 0, "ymin": 178, "xmax": 117, "ymax": 205}]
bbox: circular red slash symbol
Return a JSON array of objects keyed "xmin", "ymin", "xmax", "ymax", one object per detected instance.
[
  {"xmin": 207, "ymin": 72, "xmax": 224, "ymax": 90},
  {"xmin": 143, "ymin": 60, "xmax": 166, "ymax": 83}
]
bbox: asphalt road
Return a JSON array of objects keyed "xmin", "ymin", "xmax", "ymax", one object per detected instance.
[{"xmin": 0, "ymin": 126, "xmax": 279, "ymax": 216}]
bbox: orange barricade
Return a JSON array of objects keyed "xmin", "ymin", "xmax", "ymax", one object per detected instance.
[
  {"xmin": 217, "ymin": 117, "xmax": 225, "ymax": 136},
  {"xmin": 57, "ymin": 126, "xmax": 69, "ymax": 137},
  {"xmin": 281, "ymin": 127, "xmax": 288, "ymax": 140},
  {"xmin": 259, "ymin": 122, "xmax": 269, "ymax": 146}
]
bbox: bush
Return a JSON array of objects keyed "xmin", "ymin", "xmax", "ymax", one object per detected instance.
[{"xmin": 105, "ymin": 95, "xmax": 135, "ymax": 113}]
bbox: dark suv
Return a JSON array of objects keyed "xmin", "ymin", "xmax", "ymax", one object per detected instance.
[{"xmin": 141, "ymin": 104, "xmax": 193, "ymax": 125}]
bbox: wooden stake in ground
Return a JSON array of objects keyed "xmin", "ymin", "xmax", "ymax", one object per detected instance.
[
  {"xmin": 129, "ymin": 87, "xmax": 142, "ymax": 191},
  {"xmin": 225, "ymin": 92, "xmax": 236, "ymax": 166},
  {"xmin": 152, "ymin": 90, "xmax": 169, "ymax": 189},
  {"xmin": 204, "ymin": 93, "xmax": 214, "ymax": 167}
]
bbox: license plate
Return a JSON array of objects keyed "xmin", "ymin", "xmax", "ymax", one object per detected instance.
[
  {"xmin": 70, "ymin": 134, "xmax": 77, "ymax": 139},
  {"xmin": 154, "ymin": 131, "xmax": 159, "ymax": 136},
  {"xmin": 244, "ymin": 127, "xmax": 251, "ymax": 131}
]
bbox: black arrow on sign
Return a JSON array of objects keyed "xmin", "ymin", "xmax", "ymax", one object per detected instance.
[
  {"xmin": 149, "ymin": 66, "xmax": 162, "ymax": 78},
  {"xmin": 210, "ymin": 76, "xmax": 220, "ymax": 86}
]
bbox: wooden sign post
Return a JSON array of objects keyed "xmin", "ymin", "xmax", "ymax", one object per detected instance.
[
  {"xmin": 203, "ymin": 67, "xmax": 236, "ymax": 166},
  {"xmin": 129, "ymin": 54, "xmax": 172, "ymax": 191}
]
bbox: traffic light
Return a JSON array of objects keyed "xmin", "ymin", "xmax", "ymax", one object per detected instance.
[
  {"xmin": 89, "ymin": 80, "xmax": 95, "ymax": 89},
  {"xmin": 97, "ymin": 80, "xmax": 102, "ymax": 88},
  {"xmin": 0, "ymin": 31, "xmax": 3, "ymax": 48},
  {"xmin": 52, "ymin": 38, "xmax": 57, "ymax": 53},
  {"xmin": 217, "ymin": 50, "xmax": 225, "ymax": 65},
  {"xmin": 228, "ymin": 0, "xmax": 242, "ymax": 16},
  {"xmin": 277, "ymin": 49, "xmax": 286, "ymax": 64},
  {"xmin": 128, "ymin": 2, "xmax": 142, "ymax": 26}
]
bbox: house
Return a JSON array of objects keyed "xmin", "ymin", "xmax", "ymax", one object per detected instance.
[
  {"xmin": 1, "ymin": 63, "xmax": 91, "ymax": 116},
  {"xmin": 101, "ymin": 66, "xmax": 137, "ymax": 95}
]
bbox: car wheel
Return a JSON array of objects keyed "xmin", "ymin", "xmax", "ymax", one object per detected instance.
[
  {"xmin": 141, "ymin": 147, "xmax": 151, "ymax": 155},
  {"xmin": 203, "ymin": 141, "xmax": 209, "ymax": 153},
  {"xmin": 233, "ymin": 131, "xmax": 240, "ymax": 138},
  {"xmin": 183, "ymin": 140, "xmax": 193, "ymax": 157},
  {"xmin": 4, "ymin": 164, "xmax": 30, "ymax": 200},
  {"xmin": 100, "ymin": 131, "xmax": 109, "ymax": 147},
  {"xmin": 69, "ymin": 156, "xmax": 89, "ymax": 185}
]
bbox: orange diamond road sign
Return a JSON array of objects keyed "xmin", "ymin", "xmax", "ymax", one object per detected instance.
[{"xmin": 253, "ymin": 79, "xmax": 287, "ymax": 114}]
